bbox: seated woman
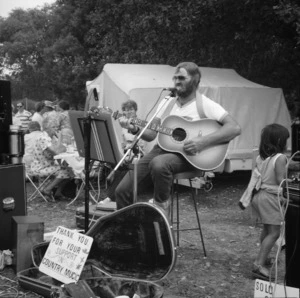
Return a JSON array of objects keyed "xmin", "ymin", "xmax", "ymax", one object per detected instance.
[
  {"xmin": 29, "ymin": 116, "xmax": 74, "ymax": 201},
  {"xmin": 23, "ymin": 121, "xmax": 44, "ymax": 172}
]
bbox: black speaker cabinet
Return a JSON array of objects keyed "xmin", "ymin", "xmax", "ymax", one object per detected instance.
[
  {"xmin": 0, "ymin": 80, "xmax": 12, "ymax": 158},
  {"xmin": 12, "ymin": 215, "xmax": 44, "ymax": 273},
  {"xmin": 285, "ymin": 203, "xmax": 300, "ymax": 288},
  {"xmin": 0, "ymin": 164, "xmax": 27, "ymax": 250},
  {"xmin": 292, "ymin": 118, "xmax": 300, "ymax": 161}
]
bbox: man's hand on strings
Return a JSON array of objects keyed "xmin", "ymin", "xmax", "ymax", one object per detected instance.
[{"xmin": 183, "ymin": 137, "xmax": 206, "ymax": 155}]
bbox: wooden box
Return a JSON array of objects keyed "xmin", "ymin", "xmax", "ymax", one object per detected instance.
[{"xmin": 12, "ymin": 215, "xmax": 44, "ymax": 273}]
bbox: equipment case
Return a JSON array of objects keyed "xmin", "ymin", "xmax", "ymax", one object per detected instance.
[
  {"xmin": 18, "ymin": 203, "xmax": 177, "ymax": 298},
  {"xmin": 75, "ymin": 204, "xmax": 116, "ymax": 229}
]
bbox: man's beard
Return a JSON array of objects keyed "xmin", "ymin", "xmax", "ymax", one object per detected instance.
[{"xmin": 176, "ymin": 81, "xmax": 194, "ymax": 98}]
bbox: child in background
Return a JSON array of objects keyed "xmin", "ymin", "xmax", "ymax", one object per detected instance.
[
  {"xmin": 97, "ymin": 100, "xmax": 145, "ymax": 207},
  {"xmin": 120, "ymin": 100, "xmax": 146, "ymax": 158},
  {"xmin": 251, "ymin": 123, "xmax": 290, "ymax": 280}
]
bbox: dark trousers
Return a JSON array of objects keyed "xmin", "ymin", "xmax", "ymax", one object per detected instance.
[{"xmin": 115, "ymin": 145, "xmax": 194, "ymax": 209}]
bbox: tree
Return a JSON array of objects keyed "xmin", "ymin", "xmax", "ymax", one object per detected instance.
[{"xmin": 0, "ymin": 0, "xmax": 299, "ymax": 113}]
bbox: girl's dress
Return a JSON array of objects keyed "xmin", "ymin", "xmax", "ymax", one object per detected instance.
[{"xmin": 251, "ymin": 153, "xmax": 286, "ymax": 225}]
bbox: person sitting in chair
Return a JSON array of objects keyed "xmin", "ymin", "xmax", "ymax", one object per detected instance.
[
  {"xmin": 115, "ymin": 61, "xmax": 241, "ymax": 217},
  {"xmin": 120, "ymin": 99, "xmax": 146, "ymax": 160},
  {"xmin": 29, "ymin": 117, "xmax": 74, "ymax": 201},
  {"xmin": 23, "ymin": 121, "xmax": 44, "ymax": 172},
  {"xmin": 97, "ymin": 100, "xmax": 146, "ymax": 207}
]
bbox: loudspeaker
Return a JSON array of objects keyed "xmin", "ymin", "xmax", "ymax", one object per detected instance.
[
  {"xmin": 0, "ymin": 164, "xmax": 27, "ymax": 250},
  {"xmin": 292, "ymin": 118, "xmax": 300, "ymax": 161},
  {"xmin": 285, "ymin": 203, "xmax": 300, "ymax": 288},
  {"xmin": 0, "ymin": 80, "xmax": 12, "ymax": 130},
  {"xmin": 0, "ymin": 80, "xmax": 12, "ymax": 158},
  {"xmin": 12, "ymin": 215, "xmax": 44, "ymax": 273}
]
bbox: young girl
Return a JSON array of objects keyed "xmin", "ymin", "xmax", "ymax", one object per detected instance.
[{"xmin": 251, "ymin": 123, "xmax": 290, "ymax": 280}]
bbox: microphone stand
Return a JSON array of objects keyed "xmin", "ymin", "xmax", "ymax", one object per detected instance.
[
  {"xmin": 83, "ymin": 88, "xmax": 98, "ymax": 233},
  {"xmin": 107, "ymin": 91, "xmax": 174, "ymax": 200},
  {"xmin": 83, "ymin": 115, "xmax": 91, "ymax": 233}
]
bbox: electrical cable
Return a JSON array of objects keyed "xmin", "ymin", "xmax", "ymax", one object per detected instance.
[
  {"xmin": 270, "ymin": 177, "xmax": 288, "ymax": 297},
  {"xmin": 270, "ymin": 150, "xmax": 300, "ymax": 297},
  {"xmin": 0, "ymin": 277, "xmax": 23, "ymax": 298},
  {"xmin": 282, "ymin": 150, "xmax": 300, "ymax": 296},
  {"xmin": 145, "ymin": 89, "xmax": 170, "ymax": 120}
]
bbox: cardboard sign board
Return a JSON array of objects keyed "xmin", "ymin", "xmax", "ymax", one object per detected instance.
[
  {"xmin": 254, "ymin": 279, "xmax": 299, "ymax": 298},
  {"xmin": 39, "ymin": 226, "xmax": 93, "ymax": 284}
]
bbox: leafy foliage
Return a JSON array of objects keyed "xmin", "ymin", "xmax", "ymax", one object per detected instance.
[{"xmin": 0, "ymin": 0, "xmax": 299, "ymax": 115}]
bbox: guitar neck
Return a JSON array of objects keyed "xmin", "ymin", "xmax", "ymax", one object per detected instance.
[{"xmin": 112, "ymin": 111, "xmax": 173, "ymax": 136}]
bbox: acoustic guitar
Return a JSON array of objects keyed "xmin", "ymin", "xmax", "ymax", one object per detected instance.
[{"xmin": 111, "ymin": 111, "xmax": 229, "ymax": 171}]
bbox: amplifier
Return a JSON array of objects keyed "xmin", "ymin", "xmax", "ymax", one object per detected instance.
[
  {"xmin": 0, "ymin": 80, "xmax": 12, "ymax": 158},
  {"xmin": 283, "ymin": 181, "xmax": 300, "ymax": 205},
  {"xmin": 0, "ymin": 164, "xmax": 27, "ymax": 249},
  {"xmin": 285, "ymin": 203, "xmax": 300, "ymax": 288},
  {"xmin": 0, "ymin": 80, "xmax": 12, "ymax": 131}
]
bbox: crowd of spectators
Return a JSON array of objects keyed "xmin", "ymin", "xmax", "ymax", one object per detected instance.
[{"xmin": 12, "ymin": 99, "xmax": 75, "ymax": 201}]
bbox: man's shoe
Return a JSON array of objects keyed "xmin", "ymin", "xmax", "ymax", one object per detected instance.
[{"xmin": 148, "ymin": 198, "xmax": 170, "ymax": 221}]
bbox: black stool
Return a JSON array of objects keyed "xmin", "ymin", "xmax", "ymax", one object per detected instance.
[{"xmin": 171, "ymin": 170, "xmax": 207, "ymax": 257}]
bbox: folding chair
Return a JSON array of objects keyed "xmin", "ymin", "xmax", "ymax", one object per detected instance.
[
  {"xmin": 66, "ymin": 161, "xmax": 102, "ymax": 206},
  {"xmin": 26, "ymin": 168, "xmax": 59, "ymax": 202}
]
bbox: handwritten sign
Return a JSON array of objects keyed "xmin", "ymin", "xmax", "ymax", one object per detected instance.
[
  {"xmin": 39, "ymin": 226, "xmax": 93, "ymax": 284},
  {"xmin": 254, "ymin": 279, "xmax": 299, "ymax": 298}
]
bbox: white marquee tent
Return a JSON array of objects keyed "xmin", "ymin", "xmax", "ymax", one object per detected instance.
[{"xmin": 86, "ymin": 63, "xmax": 291, "ymax": 172}]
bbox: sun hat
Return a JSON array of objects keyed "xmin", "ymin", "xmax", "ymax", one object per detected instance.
[{"xmin": 44, "ymin": 100, "xmax": 55, "ymax": 109}]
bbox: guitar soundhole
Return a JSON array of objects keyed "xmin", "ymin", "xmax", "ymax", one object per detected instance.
[{"xmin": 172, "ymin": 128, "xmax": 187, "ymax": 142}]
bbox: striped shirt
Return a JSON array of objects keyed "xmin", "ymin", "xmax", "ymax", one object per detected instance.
[{"xmin": 15, "ymin": 110, "xmax": 32, "ymax": 131}]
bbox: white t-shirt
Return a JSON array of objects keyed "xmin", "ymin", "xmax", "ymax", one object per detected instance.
[
  {"xmin": 31, "ymin": 112, "xmax": 44, "ymax": 129},
  {"xmin": 156, "ymin": 93, "xmax": 228, "ymax": 122}
]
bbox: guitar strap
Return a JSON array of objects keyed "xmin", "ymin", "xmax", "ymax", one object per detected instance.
[
  {"xmin": 160, "ymin": 94, "xmax": 207, "ymax": 119},
  {"xmin": 196, "ymin": 94, "xmax": 207, "ymax": 119}
]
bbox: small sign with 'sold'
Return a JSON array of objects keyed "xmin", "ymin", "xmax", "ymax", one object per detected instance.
[
  {"xmin": 254, "ymin": 279, "xmax": 299, "ymax": 298},
  {"xmin": 39, "ymin": 226, "xmax": 93, "ymax": 284}
]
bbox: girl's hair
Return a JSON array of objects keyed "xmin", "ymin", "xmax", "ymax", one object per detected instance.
[
  {"xmin": 121, "ymin": 100, "xmax": 137, "ymax": 111},
  {"xmin": 259, "ymin": 123, "xmax": 290, "ymax": 159}
]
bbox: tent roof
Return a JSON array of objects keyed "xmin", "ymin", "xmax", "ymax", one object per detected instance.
[
  {"xmin": 86, "ymin": 63, "xmax": 291, "ymax": 172},
  {"xmin": 88, "ymin": 63, "xmax": 267, "ymax": 94}
]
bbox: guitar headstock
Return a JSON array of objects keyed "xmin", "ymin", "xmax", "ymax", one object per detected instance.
[
  {"xmin": 112, "ymin": 110, "xmax": 125, "ymax": 120},
  {"xmin": 89, "ymin": 106, "xmax": 113, "ymax": 116}
]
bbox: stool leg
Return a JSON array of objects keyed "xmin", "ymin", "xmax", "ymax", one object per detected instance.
[
  {"xmin": 171, "ymin": 179, "xmax": 180, "ymax": 246},
  {"xmin": 171, "ymin": 183, "xmax": 174, "ymax": 226},
  {"xmin": 189, "ymin": 179, "xmax": 207, "ymax": 257},
  {"xmin": 176, "ymin": 180, "xmax": 180, "ymax": 246}
]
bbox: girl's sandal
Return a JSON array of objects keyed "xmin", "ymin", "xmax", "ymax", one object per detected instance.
[
  {"xmin": 265, "ymin": 257, "xmax": 277, "ymax": 266},
  {"xmin": 252, "ymin": 264, "xmax": 274, "ymax": 281}
]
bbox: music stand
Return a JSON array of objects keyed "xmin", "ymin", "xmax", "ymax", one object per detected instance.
[
  {"xmin": 69, "ymin": 110, "xmax": 122, "ymax": 164},
  {"xmin": 69, "ymin": 110, "xmax": 122, "ymax": 232}
]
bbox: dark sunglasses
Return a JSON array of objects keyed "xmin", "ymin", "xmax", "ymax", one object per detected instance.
[{"xmin": 17, "ymin": 105, "xmax": 23, "ymax": 108}]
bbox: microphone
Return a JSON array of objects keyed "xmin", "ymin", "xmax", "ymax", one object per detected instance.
[
  {"xmin": 163, "ymin": 87, "xmax": 177, "ymax": 92},
  {"xmin": 163, "ymin": 87, "xmax": 177, "ymax": 96}
]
